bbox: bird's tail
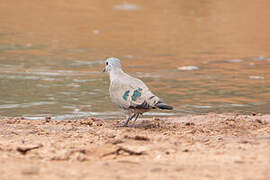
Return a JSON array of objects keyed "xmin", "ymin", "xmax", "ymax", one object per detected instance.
[{"xmin": 155, "ymin": 101, "xmax": 173, "ymax": 110}]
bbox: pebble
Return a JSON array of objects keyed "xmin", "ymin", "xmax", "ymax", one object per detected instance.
[{"xmin": 21, "ymin": 167, "xmax": 39, "ymax": 175}]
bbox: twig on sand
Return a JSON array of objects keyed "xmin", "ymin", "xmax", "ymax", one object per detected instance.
[
  {"xmin": 124, "ymin": 135, "xmax": 150, "ymax": 141},
  {"xmin": 102, "ymin": 146, "xmax": 145, "ymax": 157},
  {"xmin": 16, "ymin": 144, "xmax": 43, "ymax": 155}
]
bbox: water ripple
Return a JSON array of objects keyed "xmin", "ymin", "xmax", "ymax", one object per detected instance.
[{"xmin": 0, "ymin": 101, "xmax": 55, "ymax": 109}]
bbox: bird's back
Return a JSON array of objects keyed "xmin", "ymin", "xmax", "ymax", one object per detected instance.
[{"xmin": 109, "ymin": 71, "xmax": 160, "ymax": 111}]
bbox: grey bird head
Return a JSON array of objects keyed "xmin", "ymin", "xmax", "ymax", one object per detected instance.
[{"xmin": 103, "ymin": 57, "xmax": 122, "ymax": 72}]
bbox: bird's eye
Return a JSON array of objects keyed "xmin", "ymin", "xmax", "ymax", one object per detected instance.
[{"xmin": 106, "ymin": 62, "xmax": 108, "ymax": 65}]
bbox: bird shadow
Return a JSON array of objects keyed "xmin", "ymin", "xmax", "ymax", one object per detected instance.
[{"xmin": 117, "ymin": 120, "xmax": 163, "ymax": 129}]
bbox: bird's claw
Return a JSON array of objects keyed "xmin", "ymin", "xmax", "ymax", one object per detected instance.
[{"xmin": 119, "ymin": 123, "xmax": 129, "ymax": 127}]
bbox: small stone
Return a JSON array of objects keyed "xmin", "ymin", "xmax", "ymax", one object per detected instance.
[
  {"xmin": 151, "ymin": 168, "xmax": 162, "ymax": 172},
  {"xmin": 96, "ymin": 122, "xmax": 103, "ymax": 126},
  {"xmin": 111, "ymin": 139, "xmax": 124, "ymax": 145},
  {"xmin": 108, "ymin": 135, "xmax": 116, "ymax": 138},
  {"xmin": 185, "ymin": 122, "xmax": 195, "ymax": 126},
  {"xmin": 241, "ymin": 140, "xmax": 249, "ymax": 144},
  {"xmin": 234, "ymin": 160, "xmax": 244, "ymax": 164},
  {"xmin": 182, "ymin": 149, "xmax": 189, "ymax": 152},
  {"xmin": 45, "ymin": 116, "xmax": 51, "ymax": 122},
  {"xmin": 251, "ymin": 112, "xmax": 257, "ymax": 116},
  {"xmin": 21, "ymin": 167, "xmax": 39, "ymax": 175},
  {"xmin": 255, "ymin": 119, "xmax": 263, "ymax": 124}
]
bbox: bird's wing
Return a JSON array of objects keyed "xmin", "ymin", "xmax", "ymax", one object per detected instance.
[{"xmin": 109, "ymin": 74, "xmax": 160, "ymax": 110}]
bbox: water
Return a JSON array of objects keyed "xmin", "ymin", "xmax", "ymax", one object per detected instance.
[{"xmin": 0, "ymin": 0, "xmax": 270, "ymax": 119}]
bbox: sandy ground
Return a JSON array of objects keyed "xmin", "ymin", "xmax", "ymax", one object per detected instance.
[{"xmin": 0, "ymin": 113, "xmax": 270, "ymax": 180}]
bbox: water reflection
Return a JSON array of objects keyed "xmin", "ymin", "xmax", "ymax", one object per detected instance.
[{"xmin": 0, "ymin": 0, "xmax": 270, "ymax": 119}]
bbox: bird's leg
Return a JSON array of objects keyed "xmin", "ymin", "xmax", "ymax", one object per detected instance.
[
  {"xmin": 120, "ymin": 113, "xmax": 136, "ymax": 127},
  {"xmin": 133, "ymin": 114, "xmax": 140, "ymax": 123}
]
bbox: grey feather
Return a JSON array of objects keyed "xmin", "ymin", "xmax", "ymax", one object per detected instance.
[{"xmin": 104, "ymin": 57, "xmax": 173, "ymax": 126}]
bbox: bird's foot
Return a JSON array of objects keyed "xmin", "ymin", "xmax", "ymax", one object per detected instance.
[{"xmin": 119, "ymin": 123, "xmax": 129, "ymax": 127}]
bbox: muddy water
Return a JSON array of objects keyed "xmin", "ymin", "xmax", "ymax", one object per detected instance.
[{"xmin": 0, "ymin": 0, "xmax": 270, "ymax": 119}]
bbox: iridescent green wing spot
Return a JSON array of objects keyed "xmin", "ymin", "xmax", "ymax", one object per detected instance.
[
  {"xmin": 122, "ymin": 90, "xmax": 130, "ymax": 101},
  {"xmin": 131, "ymin": 88, "xmax": 142, "ymax": 101}
]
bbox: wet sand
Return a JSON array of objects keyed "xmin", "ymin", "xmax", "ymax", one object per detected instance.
[{"xmin": 0, "ymin": 113, "xmax": 270, "ymax": 180}]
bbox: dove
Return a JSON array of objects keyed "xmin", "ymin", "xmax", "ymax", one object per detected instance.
[{"xmin": 103, "ymin": 57, "xmax": 173, "ymax": 127}]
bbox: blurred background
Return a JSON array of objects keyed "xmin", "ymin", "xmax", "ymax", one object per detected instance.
[{"xmin": 0, "ymin": 0, "xmax": 270, "ymax": 119}]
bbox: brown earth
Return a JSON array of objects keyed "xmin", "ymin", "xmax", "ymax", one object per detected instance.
[{"xmin": 0, "ymin": 113, "xmax": 270, "ymax": 180}]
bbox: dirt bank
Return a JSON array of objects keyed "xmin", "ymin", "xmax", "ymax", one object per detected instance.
[{"xmin": 0, "ymin": 113, "xmax": 270, "ymax": 180}]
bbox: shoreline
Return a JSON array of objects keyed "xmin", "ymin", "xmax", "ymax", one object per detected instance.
[{"xmin": 0, "ymin": 113, "xmax": 270, "ymax": 179}]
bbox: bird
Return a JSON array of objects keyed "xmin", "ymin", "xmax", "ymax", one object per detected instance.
[{"xmin": 103, "ymin": 57, "xmax": 173, "ymax": 127}]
